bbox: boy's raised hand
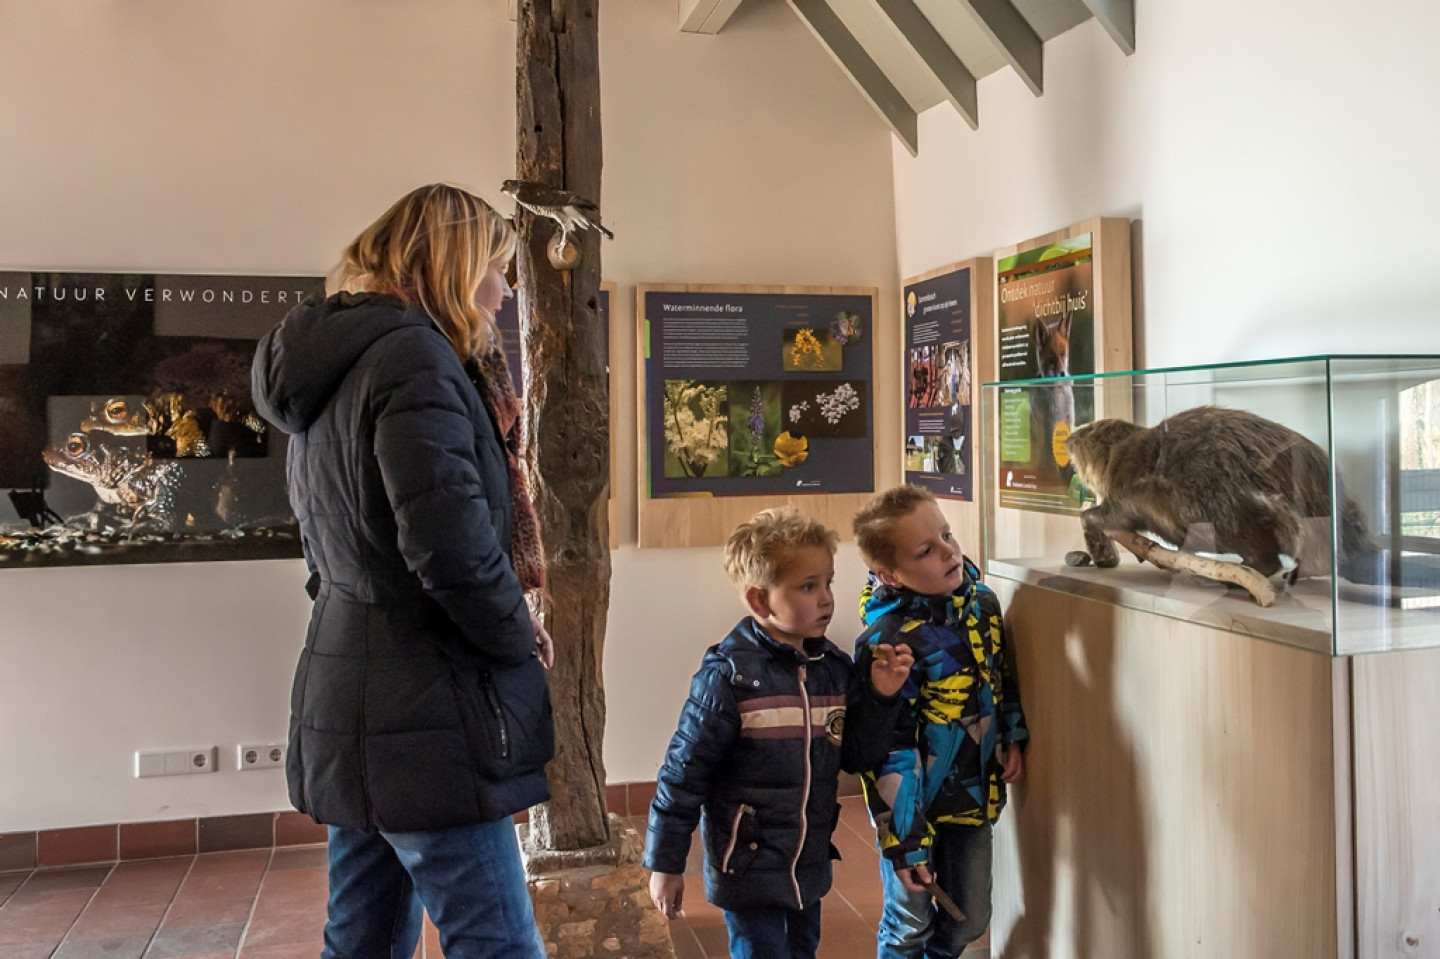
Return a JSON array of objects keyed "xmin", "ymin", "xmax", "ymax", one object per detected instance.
[
  {"xmin": 649, "ymin": 871, "xmax": 685, "ymax": 919},
  {"xmin": 869, "ymin": 643, "xmax": 914, "ymax": 697}
]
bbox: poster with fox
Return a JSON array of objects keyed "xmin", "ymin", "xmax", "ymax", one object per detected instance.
[{"xmin": 992, "ymin": 218, "xmax": 1132, "ymax": 515}]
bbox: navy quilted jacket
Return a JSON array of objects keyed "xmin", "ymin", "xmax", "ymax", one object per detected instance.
[
  {"xmin": 644, "ymin": 617, "xmax": 901, "ymax": 911},
  {"xmin": 251, "ymin": 290, "xmax": 552, "ymax": 831}
]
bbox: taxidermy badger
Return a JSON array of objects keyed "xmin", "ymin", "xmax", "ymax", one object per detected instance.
[{"xmin": 1066, "ymin": 406, "xmax": 1386, "ymax": 586}]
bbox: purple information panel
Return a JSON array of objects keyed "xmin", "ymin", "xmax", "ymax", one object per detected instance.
[
  {"xmin": 494, "ymin": 288, "xmax": 610, "ymax": 400},
  {"xmin": 643, "ymin": 289, "xmax": 874, "ymax": 498},
  {"xmin": 902, "ymin": 268, "xmax": 973, "ymax": 501}
]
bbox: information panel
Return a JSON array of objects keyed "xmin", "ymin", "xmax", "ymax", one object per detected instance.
[
  {"xmin": 641, "ymin": 288, "xmax": 874, "ymax": 498},
  {"xmin": 0, "ymin": 271, "xmax": 317, "ymax": 567},
  {"xmin": 903, "ymin": 266, "xmax": 973, "ymax": 500},
  {"xmin": 495, "ymin": 287, "xmax": 610, "ymax": 401},
  {"xmin": 995, "ymin": 233, "xmax": 1097, "ymax": 513}
]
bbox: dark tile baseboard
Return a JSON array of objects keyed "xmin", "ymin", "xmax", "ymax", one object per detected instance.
[
  {"xmin": 1, "ymin": 779, "xmax": 741, "ymax": 872},
  {"xmin": 1, "ymin": 810, "xmax": 327, "ymax": 870}
]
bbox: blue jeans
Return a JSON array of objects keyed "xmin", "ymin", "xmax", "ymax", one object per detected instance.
[
  {"xmin": 322, "ymin": 820, "xmax": 545, "ymax": 959},
  {"xmin": 723, "ymin": 899, "xmax": 822, "ymax": 959},
  {"xmin": 877, "ymin": 822, "xmax": 992, "ymax": 959}
]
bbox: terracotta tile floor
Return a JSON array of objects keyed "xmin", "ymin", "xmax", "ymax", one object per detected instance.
[
  {"xmin": 0, "ymin": 797, "xmax": 987, "ymax": 958},
  {"xmin": 648, "ymin": 797, "xmax": 988, "ymax": 959}
]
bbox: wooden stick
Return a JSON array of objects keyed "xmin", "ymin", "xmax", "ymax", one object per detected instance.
[
  {"xmin": 923, "ymin": 878, "xmax": 967, "ymax": 923},
  {"xmin": 1106, "ymin": 529, "xmax": 1277, "ymax": 607}
]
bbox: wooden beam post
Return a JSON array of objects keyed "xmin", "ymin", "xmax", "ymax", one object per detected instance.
[
  {"xmin": 965, "ymin": 0, "xmax": 1043, "ymax": 96},
  {"xmin": 876, "ymin": 0, "xmax": 979, "ymax": 130},
  {"xmin": 515, "ymin": 0, "xmax": 612, "ymax": 852},
  {"xmin": 788, "ymin": 0, "xmax": 919, "ymax": 155},
  {"xmin": 1081, "ymin": 0, "xmax": 1136, "ymax": 55},
  {"xmin": 679, "ymin": 0, "xmax": 744, "ymax": 34}
]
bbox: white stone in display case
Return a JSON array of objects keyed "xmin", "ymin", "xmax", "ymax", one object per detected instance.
[{"xmin": 981, "ymin": 355, "xmax": 1440, "ymax": 655}]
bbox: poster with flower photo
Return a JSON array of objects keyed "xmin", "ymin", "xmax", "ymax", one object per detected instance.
[
  {"xmin": 641, "ymin": 287, "xmax": 874, "ymax": 498},
  {"xmin": 903, "ymin": 266, "xmax": 973, "ymax": 501}
]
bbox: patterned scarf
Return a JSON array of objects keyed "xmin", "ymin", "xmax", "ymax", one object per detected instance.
[{"xmin": 472, "ymin": 348, "xmax": 547, "ymax": 593}]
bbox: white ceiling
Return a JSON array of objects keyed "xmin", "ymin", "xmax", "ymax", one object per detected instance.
[{"xmin": 677, "ymin": 0, "xmax": 1132, "ymax": 154}]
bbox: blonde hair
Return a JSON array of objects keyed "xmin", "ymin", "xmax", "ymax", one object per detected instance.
[
  {"xmin": 853, "ymin": 484, "xmax": 936, "ymax": 570},
  {"xmin": 723, "ymin": 508, "xmax": 839, "ymax": 592},
  {"xmin": 331, "ymin": 183, "xmax": 516, "ymax": 361}
]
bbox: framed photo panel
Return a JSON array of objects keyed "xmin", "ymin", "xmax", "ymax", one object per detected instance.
[
  {"xmin": 636, "ymin": 284, "xmax": 878, "ymax": 549},
  {"xmin": 498, "ymin": 282, "xmax": 619, "ymax": 548},
  {"xmin": 0, "ymin": 271, "xmax": 320, "ymax": 568},
  {"xmin": 991, "ymin": 217, "xmax": 1132, "ymax": 516},
  {"xmin": 902, "ymin": 258, "xmax": 994, "ymax": 560}
]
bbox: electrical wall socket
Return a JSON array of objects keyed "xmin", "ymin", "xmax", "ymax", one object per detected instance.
[
  {"xmin": 135, "ymin": 747, "xmax": 217, "ymax": 778},
  {"xmin": 237, "ymin": 743, "xmax": 286, "ymax": 770}
]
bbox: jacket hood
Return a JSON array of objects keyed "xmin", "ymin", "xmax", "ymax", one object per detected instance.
[{"xmin": 251, "ymin": 291, "xmax": 438, "ymax": 434}]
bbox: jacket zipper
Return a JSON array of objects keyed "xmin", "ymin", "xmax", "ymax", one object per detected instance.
[
  {"xmin": 790, "ymin": 663, "xmax": 811, "ymax": 909},
  {"xmin": 482, "ymin": 672, "xmax": 510, "ymax": 760},
  {"xmin": 719, "ymin": 803, "xmax": 754, "ymax": 873}
]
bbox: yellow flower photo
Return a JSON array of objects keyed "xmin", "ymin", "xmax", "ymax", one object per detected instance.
[{"xmin": 773, "ymin": 430, "xmax": 809, "ymax": 467}]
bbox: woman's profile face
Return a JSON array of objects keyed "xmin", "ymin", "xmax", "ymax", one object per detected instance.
[{"xmin": 476, "ymin": 260, "xmax": 513, "ymax": 314}]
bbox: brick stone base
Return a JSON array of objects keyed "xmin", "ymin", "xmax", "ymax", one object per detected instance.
[{"xmin": 521, "ymin": 814, "xmax": 675, "ymax": 959}]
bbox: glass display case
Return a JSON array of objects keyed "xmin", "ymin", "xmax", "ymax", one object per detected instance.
[{"xmin": 981, "ymin": 355, "xmax": 1440, "ymax": 655}]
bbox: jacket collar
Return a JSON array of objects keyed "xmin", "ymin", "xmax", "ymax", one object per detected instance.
[
  {"xmin": 728, "ymin": 617, "xmax": 830, "ymax": 664},
  {"xmin": 858, "ymin": 557, "xmax": 982, "ymax": 627}
]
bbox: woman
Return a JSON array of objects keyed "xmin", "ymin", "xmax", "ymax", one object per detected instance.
[{"xmin": 252, "ymin": 184, "xmax": 553, "ymax": 958}]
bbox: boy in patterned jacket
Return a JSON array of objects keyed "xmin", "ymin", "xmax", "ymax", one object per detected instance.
[
  {"xmin": 852, "ymin": 485, "xmax": 1029, "ymax": 959},
  {"xmin": 645, "ymin": 507, "xmax": 915, "ymax": 959}
]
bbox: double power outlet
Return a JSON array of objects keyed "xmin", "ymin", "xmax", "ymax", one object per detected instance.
[{"xmin": 134, "ymin": 743, "xmax": 286, "ymax": 778}]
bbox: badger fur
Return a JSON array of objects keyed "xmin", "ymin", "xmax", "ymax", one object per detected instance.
[{"xmin": 1066, "ymin": 406, "xmax": 1385, "ymax": 585}]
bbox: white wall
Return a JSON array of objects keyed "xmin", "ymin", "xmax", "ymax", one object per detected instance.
[
  {"xmin": 0, "ymin": 1, "xmax": 898, "ymax": 831},
  {"xmin": 890, "ymin": 4, "xmax": 1440, "ymax": 956},
  {"xmin": 892, "ymin": 2, "xmax": 1440, "ymax": 368}
]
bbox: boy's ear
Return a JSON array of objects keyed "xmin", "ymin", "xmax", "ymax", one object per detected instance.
[
  {"xmin": 874, "ymin": 566, "xmax": 904, "ymax": 589},
  {"xmin": 744, "ymin": 586, "xmax": 772, "ymax": 619}
]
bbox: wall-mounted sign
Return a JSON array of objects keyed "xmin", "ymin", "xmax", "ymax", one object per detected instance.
[
  {"xmin": 495, "ymin": 287, "xmax": 610, "ymax": 401},
  {"xmin": 992, "ymin": 218, "xmax": 1131, "ymax": 515},
  {"xmin": 640, "ymin": 286, "xmax": 875, "ymax": 499},
  {"xmin": 0, "ymin": 271, "xmax": 319, "ymax": 568},
  {"xmin": 903, "ymin": 265, "xmax": 974, "ymax": 500}
]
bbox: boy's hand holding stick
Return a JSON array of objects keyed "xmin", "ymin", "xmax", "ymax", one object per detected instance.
[
  {"xmin": 895, "ymin": 862, "xmax": 967, "ymax": 922},
  {"xmin": 869, "ymin": 642, "xmax": 914, "ymax": 697}
]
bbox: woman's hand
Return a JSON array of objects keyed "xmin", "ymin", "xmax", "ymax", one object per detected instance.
[
  {"xmin": 530, "ymin": 609, "xmax": 555, "ymax": 669},
  {"xmin": 649, "ymin": 871, "xmax": 685, "ymax": 919}
]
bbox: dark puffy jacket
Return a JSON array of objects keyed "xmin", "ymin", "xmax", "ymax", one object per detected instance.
[
  {"xmin": 251, "ymin": 291, "xmax": 552, "ymax": 832},
  {"xmin": 644, "ymin": 618, "xmax": 900, "ymax": 911}
]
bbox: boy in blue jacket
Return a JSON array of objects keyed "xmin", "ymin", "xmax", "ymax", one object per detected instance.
[
  {"xmin": 852, "ymin": 485, "xmax": 1029, "ymax": 959},
  {"xmin": 645, "ymin": 507, "xmax": 915, "ymax": 959}
]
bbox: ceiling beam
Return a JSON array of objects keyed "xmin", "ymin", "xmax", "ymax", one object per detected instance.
[
  {"xmin": 876, "ymin": 0, "xmax": 978, "ymax": 130},
  {"xmin": 679, "ymin": 0, "xmax": 744, "ymax": 34},
  {"xmin": 788, "ymin": 0, "xmax": 919, "ymax": 155},
  {"xmin": 964, "ymin": 0, "xmax": 1042, "ymax": 95},
  {"xmin": 1080, "ymin": 0, "xmax": 1135, "ymax": 55}
]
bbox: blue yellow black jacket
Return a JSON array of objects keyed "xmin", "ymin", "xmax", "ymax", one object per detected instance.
[
  {"xmin": 644, "ymin": 617, "xmax": 902, "ymax": 910},
  {"xmin": 853, "ymin": 558, "xmax": 1028, "ymax": 867}
]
